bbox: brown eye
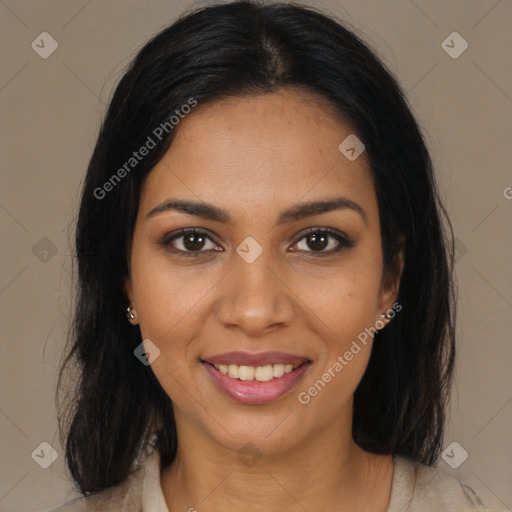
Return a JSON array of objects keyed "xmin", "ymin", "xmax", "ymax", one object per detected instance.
[
  {"xmin": 304, "ymin": 232, "xmax": 329, "ymax": 251},
  {"xmin": 159, "ymin": 229, "xmax": 220, "ymax": 255},
  {"xmin": 182, "ymin": 232, "xmax": 207, "ymax": 251},
  {"xmin": 293, "ymin": 228, "xmax": 354, "ymax": 254}
]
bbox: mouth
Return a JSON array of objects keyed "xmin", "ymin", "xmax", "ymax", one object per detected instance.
[
  {"xmin": 202, "ymin": 360, "xmax": 309, "ymax": 382},
  {"xmin": 200, "ymin": 352, "xmax": 312, "ymax": 404}
]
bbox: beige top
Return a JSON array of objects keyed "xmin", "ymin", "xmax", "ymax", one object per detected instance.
[{"xmin": 46, "ymin": 448, "xmax": 497, "ymax": 511}]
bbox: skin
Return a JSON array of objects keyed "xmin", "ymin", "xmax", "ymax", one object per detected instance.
[{"xmin": 125, "ymin": 88, "xmax": 404, "ymax": 511}]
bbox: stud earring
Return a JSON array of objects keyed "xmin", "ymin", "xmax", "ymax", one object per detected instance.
[
  {"xmin": 380, "ymin": 312, "xmax": 393, "ymax": 320},
  {"xmin": 126, "ymin": 306, "xmax": 136, "ymax": 320}
]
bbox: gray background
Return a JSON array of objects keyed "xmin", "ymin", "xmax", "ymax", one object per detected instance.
[{"xmin": 1, "ymin": 0, "xmax": 511, "ymax": 510}]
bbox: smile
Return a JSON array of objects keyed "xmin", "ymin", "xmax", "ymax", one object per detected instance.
[{"xmin": 201, "ymin": 354, "xmax": 311, "ymax": 405}]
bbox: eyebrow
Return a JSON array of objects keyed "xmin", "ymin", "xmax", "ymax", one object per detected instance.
[{"xmin": 146, "ymin": 196, "xmax": 367, "ymax": 226}]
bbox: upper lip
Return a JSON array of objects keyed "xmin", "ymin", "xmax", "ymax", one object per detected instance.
[{"xmin": 202, "ymin": 351, "xmax": 310, "ymax": 367}]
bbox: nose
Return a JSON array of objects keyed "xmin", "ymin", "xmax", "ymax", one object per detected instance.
[{"xmin": 214, "ymin": 247, "xmax": 295, "ymax": 337}]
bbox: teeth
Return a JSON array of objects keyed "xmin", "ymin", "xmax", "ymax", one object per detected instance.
[
  {"xmin": 255, "ymin": 365, "xmax": 273, "ymax": 381},
  {"xmin": 212, "ymin": 362, "xmax": 301, "ymax": 381},
  {"xmin": 273, "ymin": 364, "xmax": 285, "ymax": 378},
  {"xmin": 238, "ymin": 365, "xmax": 255, "ymax": 381}
]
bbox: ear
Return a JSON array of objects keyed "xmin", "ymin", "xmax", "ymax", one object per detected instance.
[{"xmin": 377, "ymin": 240, "xmax": 405, "ymax": 317}]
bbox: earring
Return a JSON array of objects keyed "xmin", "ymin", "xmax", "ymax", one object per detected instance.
[
  {"xmin": 380, "ymin": 312, "xmax": 392, "ymax": 320},
  {"xmin": 126, "ymin": 306, "xmax": 136, "ymax": 320}
]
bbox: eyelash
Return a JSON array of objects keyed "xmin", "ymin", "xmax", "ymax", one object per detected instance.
[{"xmin": 158, "ymin": 227, "xmax": 355, "ymax": 258}]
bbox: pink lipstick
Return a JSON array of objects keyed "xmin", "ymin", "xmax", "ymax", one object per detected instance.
[{"xmin": 201, "ymin": 351, "xmax": 311, "ymax": 405}]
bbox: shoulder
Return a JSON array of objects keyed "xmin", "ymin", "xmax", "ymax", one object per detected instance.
[
  {"xmin": 388, "ymin": 456, "xmax": 497, "ymax": 511},
  {"xmin": 43, "ymin": 458, "xmax": 147, "ymax": 512}
]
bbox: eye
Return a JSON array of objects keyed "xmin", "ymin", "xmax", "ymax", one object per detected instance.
[
  {"xmin": 159, "ymin": 227, "xmax": 354, "ymax": 257},
  {"xmin": 158, "ymin": 228, "xmax": 221, "ymax": 256},
  {"xmin": 291, "ymin": 228, "xmax": 354, "ymax": 255}
]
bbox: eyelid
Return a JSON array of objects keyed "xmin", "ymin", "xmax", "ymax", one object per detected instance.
[
  {"xmin": 158, "ymin": 226, "xmax": 354, "ymax": 256},
  {"xmin": 291, "ymin": 226, "xmax": 355, "ymax": 253},
  {"xmin": 158, "ymin": 228, "xmax": 220, "ymax": 254}
]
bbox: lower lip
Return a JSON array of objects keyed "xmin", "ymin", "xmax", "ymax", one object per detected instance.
[{"xmin": 202, "ymin": 361, "xmax": 311, "ymax": 405}]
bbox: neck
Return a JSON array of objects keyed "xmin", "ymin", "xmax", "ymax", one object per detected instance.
[{"xmin": 160, "ymin": 412, "xmax": 393, "ymax": 512}]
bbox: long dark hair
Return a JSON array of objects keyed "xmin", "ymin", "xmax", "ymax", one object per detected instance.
[{"xmin": 57, "ymin": 0, "xmax": 456, "ymax": 494}]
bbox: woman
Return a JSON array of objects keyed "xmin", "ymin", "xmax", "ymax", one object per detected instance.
[{"xmin": 49, "ymin": 1, "xmax": 494, "ymax": 510}]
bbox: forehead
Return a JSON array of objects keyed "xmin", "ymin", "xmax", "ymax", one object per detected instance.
[{"xmin": 140, "ymin": 89, "xmax": 376, "ymax": 219}]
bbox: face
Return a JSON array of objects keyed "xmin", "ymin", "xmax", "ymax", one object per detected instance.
[{"xmin": 125, "ymin": 89, "xmax": 402, "ymax": 457}]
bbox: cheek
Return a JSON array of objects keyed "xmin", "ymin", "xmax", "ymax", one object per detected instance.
[
  {"xmin": 130, "ymin": 240, "xmax": 212, "ymax": 345},
  {"xmin": 130, "ymin": 246, "xmax": 206, "ymax": 401},
  {"xmin": 295, "ymin": 268, "xmax": 381, "ymax": 413},
  {"xmin": 297, "ymin": 258, "xmax": 382, "ymax": 342}
]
